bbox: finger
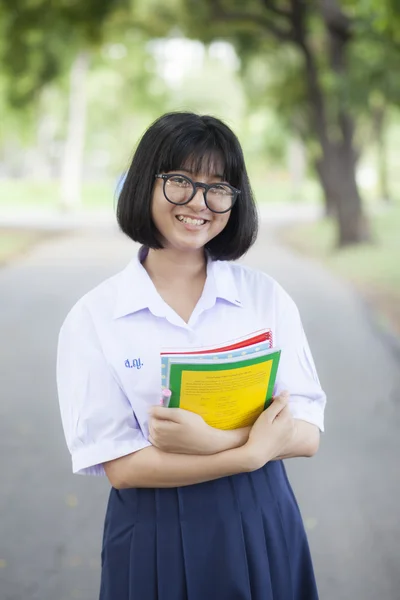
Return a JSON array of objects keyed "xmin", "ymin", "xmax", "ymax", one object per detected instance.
[
  {"xmin": 275, "ymin": 405, "xmax": 291, "ymax": 419},
  {"xmin": 155, "ymin": 407, "xmax": 187, "ymax": 423},
  {"xmin": 149, "ymin": 406, "xmax": 181, "ymax": 422},
  {"xmin": 148, "ymin": 435, "xmax": 159, "ymax": 448},
  {"xmin": 148, "ymin": 421, "xmax": 156, "ymax": 438},
  {"xmin": 272, "ymin": 390, "xmax": 290, "ymax": 403},
  {"xmin": 266, "ymin": 391, "xmax": 290, "ymax": 419},
  {"xmin": 148, "ymin": 406, "xmax": 169, "ymax": 417},
  {"xmin": 151, "ymin": 419, "xmax": 177, "ymax": 435}
]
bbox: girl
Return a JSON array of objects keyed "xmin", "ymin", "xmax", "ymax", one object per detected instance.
[{"xmin": 57, "ymin": 112, "xmax": 326, "ymax": 600}]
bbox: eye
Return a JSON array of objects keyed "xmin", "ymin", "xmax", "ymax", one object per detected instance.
[
  {"xmin": 209, "ymin": 184, "xmax": 232, "ymax": 195},
  {"xmin": 168, "ymin": 176, "xmax": 190, "ymax": 187}
]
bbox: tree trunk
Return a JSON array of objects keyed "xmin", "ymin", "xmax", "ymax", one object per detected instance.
[
  {"xmin": 314, "ymin": 156, "xmax": 337, "ymax": 217},
  {"xmin": 293, "ymin": 0, "xmax": 371, "ymax": 246},
  {"xmin": 31, "ymin": 88, "xmax": 56, "ymax": 180},
  {"xmin": 324, "ymin": 144, "xmax": 370, "ymax": 246},
  {"xmin": 372, "ymin": 103, "xmax": 391, "ymax": 203},
  {"xmin": 287, "ymin": 138, "xmax": 306, "ymax": 202},
  {"xmin": 59, "ymin": 50, "xmax": 90, "ymax": 211},
  {"xmin": 303, "ymin": 49, "xmax": 369, "ymax": 245}
]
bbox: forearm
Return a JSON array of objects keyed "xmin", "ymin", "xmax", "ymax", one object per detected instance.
[
  {"xmin": 210, "ymin": 420, "xmax": 319, "ymax": 460},
  {"xmin": 204, "ymin": 426, "xmax": 251, "ymax": 454},
  {"xmin": 103, "ymin": 444, "xmax": 253, "ymax": 489},
  {"xmin": 272, "ymin": 420, "xmax": 320, "ymax": 460}
]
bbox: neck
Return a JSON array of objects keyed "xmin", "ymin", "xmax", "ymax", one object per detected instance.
[{"xmin": 143, "ymin": 248, "xmax": 207, "ymax": 283}]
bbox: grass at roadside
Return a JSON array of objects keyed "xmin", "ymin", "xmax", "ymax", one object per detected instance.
[
  {"xmin": 281, "ymin": 202, "xmax": 400, "ymax": 336},
  {"xmin": 0, "ymin": 180, "xmax": 117, "ymax": 211},
  {"xmin": 0, "ymin": 230, "xmax": 50, "ymax": 265}
]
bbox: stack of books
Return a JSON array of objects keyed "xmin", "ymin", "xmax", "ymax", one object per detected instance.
[{"xmin": 161, "ymin": 330, "xmax": 281, "ymax": 430}]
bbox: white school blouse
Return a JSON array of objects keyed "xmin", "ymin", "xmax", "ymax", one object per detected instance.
[{"xmin": 57, "ymin": 247, "xmax": 326, "ymax": 476}]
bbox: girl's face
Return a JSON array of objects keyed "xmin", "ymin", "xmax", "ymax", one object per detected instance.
[{"xmin": 151, "ymin": 167, "xmax": 231, "ymax": 254}]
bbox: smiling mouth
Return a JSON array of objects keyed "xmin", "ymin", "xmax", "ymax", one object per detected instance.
[{"xmin": 176, "ymin": 215, "xmax": 208, "ymax": 226}]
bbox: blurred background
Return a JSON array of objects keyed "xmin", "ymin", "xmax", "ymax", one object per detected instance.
[{"xmin": 1, "ymin": 1, "xmax": 399, "ymax": 599}]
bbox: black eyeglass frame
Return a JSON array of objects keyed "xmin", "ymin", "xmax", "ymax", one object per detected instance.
[{"xmin": 155, "ymin": 173, "xmax": 240, "ymax": 214}]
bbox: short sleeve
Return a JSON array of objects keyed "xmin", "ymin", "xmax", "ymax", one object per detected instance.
[
  {"xmin": 274, "ymin": 290, "xmax": 326, "ymax": 431},
  {"xmin": 56, "ymin": 303, "xmax": 150, "ymax": 476}
]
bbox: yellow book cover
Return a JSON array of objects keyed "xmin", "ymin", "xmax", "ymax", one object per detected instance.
[{"xmin": 166, "ymin": 350, "xmax": 281, "ymax": 430}]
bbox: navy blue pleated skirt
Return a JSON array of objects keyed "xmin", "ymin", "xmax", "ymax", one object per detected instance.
[{"xmin": 100, "ymin": 460, "xmax": 318, "ymax": 600}]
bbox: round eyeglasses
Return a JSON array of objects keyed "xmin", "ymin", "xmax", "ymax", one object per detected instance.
[{"xmin": 155, "ymin": 173, "xmax": 240, "ymax": 214}]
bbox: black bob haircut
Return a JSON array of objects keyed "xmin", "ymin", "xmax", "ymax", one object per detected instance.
[{"xmin": 117, "ymin": 112, "xmax": 258, "ymax": 261}]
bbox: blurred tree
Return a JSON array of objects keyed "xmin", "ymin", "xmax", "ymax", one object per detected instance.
[
  {"xmin": 173, "ymin": 0, "xmax": 373, "ymax": 246},
  {"xmin": 348, "ymin": 40, "xmax": 400, "ymax": 204},
  {"xmin": 59, "ymin": 51, "xmax": 90, "ymax": 210},
  {"xmin": 2, "ymin": 0, "xmax": 398, "ymax": 233},
  {"xmin": 240, "ymin": 47, "xmax": 339, "ymax": 215},
  {"xmin": 241, "ymin": 12, "xmax": 400, "ymax": 212},
  {"xmin": 85, "ymin": 29, "xmax": 171, "ymax": 175},
  {"xmin": 349, "ymin": 0, "xmax": 400, "ymax": 203},
  {"xmin": 0, "ymin": 0, "xmax": 130, "ymax": 105},
  {"xmin": 0, "ymin": 0, "xmax": 132, "ymax": 208}
]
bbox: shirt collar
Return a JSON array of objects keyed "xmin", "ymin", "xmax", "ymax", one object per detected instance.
[
  {"xmin": 113, "ymin": 247, "xmax": 243, "ymax": 320},
  {"xmin": 206, "ymin": 259, "xmax": 243, "ymax": 308}
]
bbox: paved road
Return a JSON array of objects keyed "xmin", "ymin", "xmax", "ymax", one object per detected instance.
[{"xmin": 1, "ymin": 224, "xmax": 399, "ymax": 600}]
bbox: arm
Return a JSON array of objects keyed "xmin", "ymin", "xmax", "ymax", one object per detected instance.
[
  {"xmin": 210, "ymin": 418, "xmax": 320, "ymax": 459},
  {"xmin": 271, "ymin": 420, "xmax": 320, "ymax": 460},
  {"xmin": 148, "ymin": 406, "xmax": 251, "ymax": 455},
  {"xmin": 204, "ymin": 426, "xmax": 251, "ymax": 453},
  {"xmin": 148, "ymin": 408, "xmax": 320, "ymax": 459},
  {"xmin": 105, "ymin": 393, "xmax": 296, "ymax": 489},
  {"xmin": 103, "ymin": 444, "xmax": 252, "ymax": 489},
  {"xmin": 273, "ymin": 288, "xmax": 326, "ymax": 441},
  {"xmin": 213, "ymin": 427, "xmax": 251, "ymax": 454}
]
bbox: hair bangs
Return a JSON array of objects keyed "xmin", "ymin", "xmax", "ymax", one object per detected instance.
[{"xmin": 156, "ymin": 124, "xmax": 243, "ymax": 187}]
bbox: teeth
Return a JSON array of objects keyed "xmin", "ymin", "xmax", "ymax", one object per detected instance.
[{"xmin": 177, "ymin": 216, "xmax": 206, "ymax": 226}]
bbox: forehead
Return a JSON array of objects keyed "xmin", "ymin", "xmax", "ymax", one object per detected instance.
[
  {"xmin": 173, "ymin": 151, "xmax": 225, "ymax": 178},
  {"xmin": 172, "ymin": 151, "xmax": 225, "ymax": 175}
]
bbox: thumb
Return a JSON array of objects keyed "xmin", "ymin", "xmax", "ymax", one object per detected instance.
[
  {"xmin": 266, "ymin": 391, "xmax": 290, "ymax": 420},
  {"xmin": 149, "ymin": 406, "xmax": 182, "ymax": 422}
]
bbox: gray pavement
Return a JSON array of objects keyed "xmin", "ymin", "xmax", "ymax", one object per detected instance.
[{"xmin": 1, "ymin": 224, "xmax": 399, "ymax": 600}]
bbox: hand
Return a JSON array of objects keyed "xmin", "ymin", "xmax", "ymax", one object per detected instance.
[
  {"xmin": 148, "ymin": 407, "xmax": 218, "ymax": 455},
  {"xmin": 244, "ymin": 391, "xmax": 296, "ymax": 471}
]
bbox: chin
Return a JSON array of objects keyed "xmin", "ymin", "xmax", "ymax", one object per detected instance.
[
  {"xmin": 161, "ymin": 231, "xmax": 212, "ymax": 253},
  {"xmin": 171, "ymin": 240, "xmax": 208, "ymax": 253}
]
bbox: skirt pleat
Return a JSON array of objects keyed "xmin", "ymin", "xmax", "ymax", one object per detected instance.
[{"xmin": 100, "ymin": 461, "xmax": 318, "ymax": 600}]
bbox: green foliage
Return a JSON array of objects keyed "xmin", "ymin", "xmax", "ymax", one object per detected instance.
[
  {"xmin": 351, "ymin": 0, "xmax": 400, "ymax": 44},
  {"xmin": 85, "ymin": 31, "xmax": 171, "ymax": 173},
  {"xmin": 2, "ymin": 0, "xmax": 400, "ymax": 217},
  {"xmin": 0, "ymin": 0, "xmax": 130, "ymax": 105}
]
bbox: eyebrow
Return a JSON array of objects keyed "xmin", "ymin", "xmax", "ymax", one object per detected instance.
[{"xmin": 178, "ymin": 168, "xmax": 224, "ymax": 179}]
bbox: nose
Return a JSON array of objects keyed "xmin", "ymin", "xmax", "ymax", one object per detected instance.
[{"xmin": 189, "ymin": 186, "xmax": 208, "ymax": 212}]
